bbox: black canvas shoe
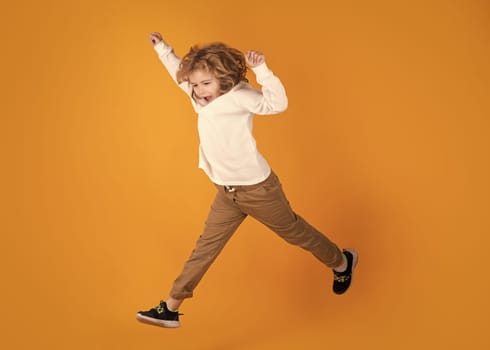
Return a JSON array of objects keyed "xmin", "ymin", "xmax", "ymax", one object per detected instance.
[
  {"xmin": 136, "ymin": 301, "xmax": 181, "ymax": 328},
  {"xmin": 332, "ymin": 249, "xmax": 358, "ymax": 295}
]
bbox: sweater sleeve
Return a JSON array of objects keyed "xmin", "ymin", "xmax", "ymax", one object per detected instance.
[
  {"xmin": 235, "ymin": 62, "xmax": 288, "ymax": 115},
  {"xmin": 153, "ymin": 41, "xmax": 192, "ymax": 96}
]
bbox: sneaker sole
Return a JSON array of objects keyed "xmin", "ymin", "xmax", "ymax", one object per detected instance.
[{"xmin": 136, "ymin": 313, "xmax": 181, "ymax": 328}]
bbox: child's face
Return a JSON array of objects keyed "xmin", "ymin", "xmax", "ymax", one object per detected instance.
[{"xmin": 188, "ymin": 69, "xmax": 221, "ymax": 105}]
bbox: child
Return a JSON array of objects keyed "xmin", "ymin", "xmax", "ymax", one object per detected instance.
[{"xmin": 136, "ymin": 32, "xmax": 358, "ymax": 328}]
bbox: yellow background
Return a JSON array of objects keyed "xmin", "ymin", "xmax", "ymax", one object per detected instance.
[{"xmin": 2, "ymin": 0, "xmax": 489, "ymax": 349}]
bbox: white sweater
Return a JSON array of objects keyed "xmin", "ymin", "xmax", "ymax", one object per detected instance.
[{"xmin": 154, "ymin": 41, "xmax": 288, "ymax": 185}]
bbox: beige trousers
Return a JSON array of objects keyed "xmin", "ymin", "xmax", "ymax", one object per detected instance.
[{"xmin": 169, "ymin": 171, "xmax": 343, "ymax": 299}]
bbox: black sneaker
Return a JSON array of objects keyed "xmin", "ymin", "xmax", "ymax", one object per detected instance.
[
  {"xmin": 332, "ymin": 249, "xmax": 358, "ymax": 295},
  {"xmin": 136, "ymin": 301, "xmax": 181, "ymax": 328}
]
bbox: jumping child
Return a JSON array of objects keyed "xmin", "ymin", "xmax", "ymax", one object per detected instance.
[{"xmin": 136, "ymin": 32, "xmax": 358, "ymax": 328}]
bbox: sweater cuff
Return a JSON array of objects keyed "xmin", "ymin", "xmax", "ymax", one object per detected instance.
[
  {"xmin": 154, "ymin": 41, "xmax": 172, "ymax": 55},
  {"xmin": 251, "ymin": 62, "xmax": 271, "ymax": 78}
]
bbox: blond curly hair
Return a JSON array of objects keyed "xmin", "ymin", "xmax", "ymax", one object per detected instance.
[{"xmin": 176, "ymin": 42, "xmax": 248, "ymax": 96}]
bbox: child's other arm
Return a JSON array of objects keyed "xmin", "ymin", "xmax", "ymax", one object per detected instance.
[
  {"xmin": 149, "ymin": 32, "xmax": 191, "ymax": 95},
  {"xmin": 238, "ymin": 50, "xmax": 288, "ymax": 114}
]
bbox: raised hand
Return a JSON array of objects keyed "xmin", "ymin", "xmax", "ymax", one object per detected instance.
[
  {"xmin": 245, "ymin": 50, "xmax": 265, "ymax": 68},
  {"xmin": 149, "ymin": 32, "xmax": 163, "ymax": 46}
]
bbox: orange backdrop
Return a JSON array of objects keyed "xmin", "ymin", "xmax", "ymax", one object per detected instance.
[{"xmin": 2, "ymin": 0, "xmax": 489, "ymax": 349}]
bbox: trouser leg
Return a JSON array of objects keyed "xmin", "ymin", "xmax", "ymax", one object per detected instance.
[
  {"xmin": 239, "ymin": 172, "xmax": 343, "ymax": 268},
  {"xmin": 169, "ymin": 189, "xmax": 246, "ymax": 299}
]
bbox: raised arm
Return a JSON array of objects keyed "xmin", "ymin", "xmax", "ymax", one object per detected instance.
[
  {"xmin": 236, "ymin": 50, "xmax": 288, "ymax": 115},
  {"xmin": 149, "ymin": 32, "xmax": 191, "ymax": 96}
]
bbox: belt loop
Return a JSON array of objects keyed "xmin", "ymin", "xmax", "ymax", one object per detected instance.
[{"xmin": 224, "ymin": 185, "xmax": 236, "ymax": 193}]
